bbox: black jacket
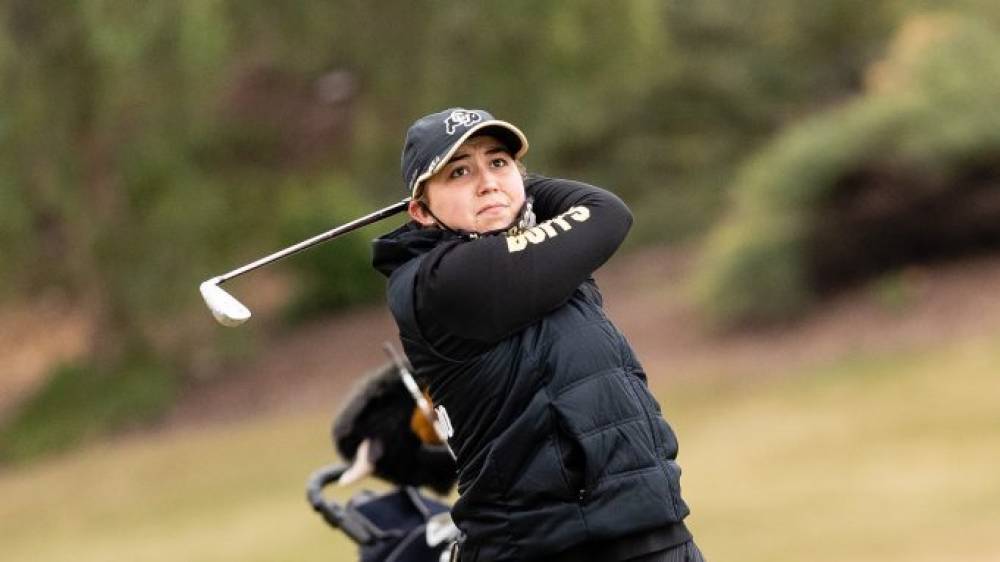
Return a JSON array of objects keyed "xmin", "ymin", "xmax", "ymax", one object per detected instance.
[{"xmin": 373, "ymin": 176, "xmax": 690, "ymax": 561}]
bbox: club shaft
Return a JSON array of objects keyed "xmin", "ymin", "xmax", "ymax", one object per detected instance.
[
  {"xmin": 216, "ymin": 198, "xmax": 409, "ymax": 285},
  {"xmin": 382, "ymin": 342, "xmax": 457, "ymax": 460}
]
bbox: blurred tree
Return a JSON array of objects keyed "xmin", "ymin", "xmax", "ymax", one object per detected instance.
[{"xmin": 3, "ymin": 1, "xmax": 222, "ymax": 365}]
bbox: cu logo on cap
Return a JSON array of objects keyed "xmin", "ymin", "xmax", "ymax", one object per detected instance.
[{"xmin": 444, "ymin": 110, "xmax": 482, "ymax": 135}]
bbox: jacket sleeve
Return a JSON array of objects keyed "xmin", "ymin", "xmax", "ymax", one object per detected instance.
[{"xmin": 415, "ymin": 175, "xmax": 633, "ymax": 343}]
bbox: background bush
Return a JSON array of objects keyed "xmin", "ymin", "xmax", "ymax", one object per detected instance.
[
  {"xmin": 693, "ymin": 13, "xmax": 1000, "ymax": 326},
  {"xmin": 0, "ymin": 353, "xmax": 177, "ymax": 464},
  {"xmin": 277, "ymin": 175, "xmax": 396, "ymax": 322}
]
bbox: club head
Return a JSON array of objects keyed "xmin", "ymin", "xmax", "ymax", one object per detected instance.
[{"xmin": 200, "ymin": 279, "xmax": 251, "ymax": 327}]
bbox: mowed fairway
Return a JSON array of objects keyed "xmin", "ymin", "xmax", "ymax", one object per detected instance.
[{"xmin": 2, "ymin": 335, "xmax": 998, "ymax": 562}]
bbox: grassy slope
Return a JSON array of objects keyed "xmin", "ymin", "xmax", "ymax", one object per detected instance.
[
  {"xmin": 2, "ymin": 335, "xmax": 998, "ymax": 562},
  {"xmin": 673, "ymin": 335, "xmax": 1000, "ymax": 561}
]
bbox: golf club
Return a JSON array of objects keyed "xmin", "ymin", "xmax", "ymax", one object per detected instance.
[{"xmin": 200, "ymin": 198, "xmax": 410, "ymax": 326}]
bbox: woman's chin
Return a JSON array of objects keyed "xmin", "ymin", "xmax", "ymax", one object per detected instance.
[{"xmin": 476, "ymin": 215, "xmax": 514, "ymax": 233}]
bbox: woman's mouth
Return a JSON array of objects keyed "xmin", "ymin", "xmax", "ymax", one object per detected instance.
[{"xmin": 477, "ymin": 203, "xmax": 508, "ymax": 216}]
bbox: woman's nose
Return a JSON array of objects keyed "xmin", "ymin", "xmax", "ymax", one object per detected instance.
[{"xmin": 478, "ymin": 173, "xmax": 500, "ymax": 194}]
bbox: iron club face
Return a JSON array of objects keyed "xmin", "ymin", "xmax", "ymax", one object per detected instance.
[{"xmin": 200, "ymin": 279, "xmax": 251, "ymax": 327}]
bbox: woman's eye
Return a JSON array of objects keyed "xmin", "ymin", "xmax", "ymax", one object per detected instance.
[
  {"xmin": 449, "ymin": 167, "xmax": 469, "ymax": 179},
  {"xmin": 491, "ymin": 158, "xmax": 508, "ymax": 167}
]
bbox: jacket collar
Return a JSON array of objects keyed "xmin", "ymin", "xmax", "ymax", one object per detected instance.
[{"xmin": 371, "ymin": 222, "xmax": 460, "ymax": 278}]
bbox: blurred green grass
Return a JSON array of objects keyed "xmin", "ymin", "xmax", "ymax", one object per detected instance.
[{"xmin": 2, "ymin": 334, "xmax": 998, "ymax": 562}]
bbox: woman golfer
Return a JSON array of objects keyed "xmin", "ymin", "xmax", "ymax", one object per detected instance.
[{"xmin": 373, "ymin": 108, "xmax": 704, "ymax": 562}]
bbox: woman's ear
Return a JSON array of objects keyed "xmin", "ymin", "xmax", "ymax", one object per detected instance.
[{"xmin": 408, "ymin": 200, "xmax": 435, "ymax": 227}]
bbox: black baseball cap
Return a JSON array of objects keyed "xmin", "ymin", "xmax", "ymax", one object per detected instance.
[{"xmin": 401, "ymin": 108, "xmax": 529, "ymax": 198}]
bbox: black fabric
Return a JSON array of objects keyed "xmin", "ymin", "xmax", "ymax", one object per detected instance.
[
  {"xmin": 545, "ymin": 525, "xmax": 693, "ymax": 562},
  {"xmin": 627, "ymin": 540, "xmax": 707, "ymax": 562},
  {"xmin": 373, "ymin": 176, "xmax": 691, "ymax": 562}
]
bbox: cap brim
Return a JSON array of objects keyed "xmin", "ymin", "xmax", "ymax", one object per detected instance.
[{"xmin": 411, "ymin": 120, "xmax": 529, "ymax": 198}]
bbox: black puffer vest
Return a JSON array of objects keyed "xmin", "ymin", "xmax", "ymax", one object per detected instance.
[{"xmin": 380, "ymin": 232, "xmax": 689, "ymax": 561}]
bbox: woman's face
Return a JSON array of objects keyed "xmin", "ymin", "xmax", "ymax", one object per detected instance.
[{"xmin": 408, "ymin": 135, "xmax": 526, "ymax": 233}]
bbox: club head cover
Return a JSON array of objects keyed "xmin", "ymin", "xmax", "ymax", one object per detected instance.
[{"xmin": 332, "ymin": 361, "xmax": 456, "ymax": 493}]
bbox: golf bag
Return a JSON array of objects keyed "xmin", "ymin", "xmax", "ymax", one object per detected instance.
[
  {"xmin": 306, "ymin": 464, "xmax": 457, "ymax": 562},
  {"xmin": 306, "ymin": 356, "xmax": 459, "ymax": 562}
]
